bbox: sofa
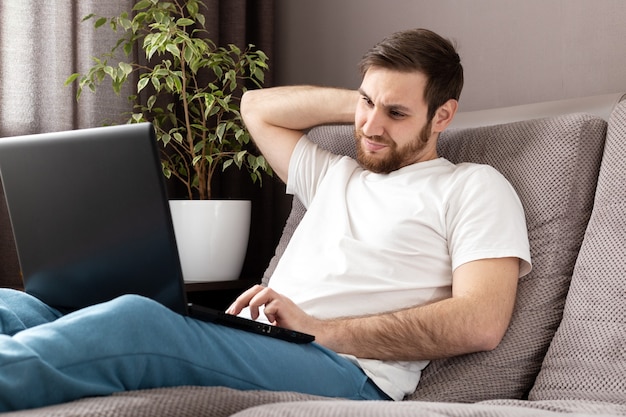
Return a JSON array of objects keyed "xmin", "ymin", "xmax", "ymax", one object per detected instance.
[{"xmin": 1, "ymin": 93, "xmax": 625, "ymax": 416}]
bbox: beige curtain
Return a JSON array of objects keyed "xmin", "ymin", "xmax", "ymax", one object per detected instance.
[
  {"xmin": 0, "ymin": 1, "xmax": 136, "ymax": 137},
  {"xmin": 0, "ymin": 0, "xmax": 283, "ymax": 284},
  {"xmin": 0, "ymin": 0, "xmax": 275, "ymax": 136}
]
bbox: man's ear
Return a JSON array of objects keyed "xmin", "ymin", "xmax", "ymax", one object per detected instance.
[{"xmin": 431, "ymin": 99, "xmax": 459, "ymax": 133}]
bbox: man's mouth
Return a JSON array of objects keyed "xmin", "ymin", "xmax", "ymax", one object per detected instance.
[{"xmin": 362, "ymin": 137, "xmax": 389, "ymax": 152}]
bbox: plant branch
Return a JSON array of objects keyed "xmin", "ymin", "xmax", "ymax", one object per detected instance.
[{"xmin": 66, "ymin": 0, "xmax": 271, "ymax": 201}]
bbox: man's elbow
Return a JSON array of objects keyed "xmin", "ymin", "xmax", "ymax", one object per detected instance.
[
  {"xmin": 240, "ymin": 90, "xmax": 267, "ymax": 144},
  {"xmin": 471, "ymin": 320, "xmax": 510, "ymax": 352},
  {"xmin": 240, "ymin": 90, "xmax": 258, "ymax": 124}
]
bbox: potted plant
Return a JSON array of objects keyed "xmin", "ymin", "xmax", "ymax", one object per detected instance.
[{"xmin": 66, "ymin": 0, "xmax": 271, "ymax": 282}]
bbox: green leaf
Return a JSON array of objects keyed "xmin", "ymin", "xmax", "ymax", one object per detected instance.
[
  {"xmin": 153, "ymin": 67, "xmax": 169, "ymax": 77},
  {"xmin": 64, "ymin": 73, "xmax": 80, "ymax": 86},
  {"xmin": 133, "ymin": 0, "xmax": 152, "ymax": 11},
  {"xmin": 112, "ymin": 79, "xmax": 123, "ymax": 95},
  {"xmin": 137, "ymin": 77, "xmax": 150, "ymax": 92},
  {"xmin": 103, "ymin": 65, "xmax": 116, "ymax": 79},
  {"xmin": 165, "ymin": 76, "xmax": 175, "ymax": 91},
  {"xmin": 95, "ymin": 17, "xmax": 107, "ymax": 28},
  {"xmin": 172, "ymin": 76, "xmax": 182, "ymax": 93},
  {"xmin": 116, "ymin": 66, "xmax": 129, "ymax": 82},
  {"xmin": 229, "ymin": 44, "xmax": 241, "ymax": 55},
  {"xmin": 183, "ymin": 43, "xmax": 195, "ymax": 62},
  {"xmin": 151, "ymin": 76, "xmax": 161, "ymax": 90},
  {"xmin": 119, "ymin": 17, "xmax": 132, "ymax": 31},
  {"xmin": 177, "ymin": 18, "xmax": 195, "ymax": 27},
  {"xmin": 208, "ymin": 105, "xmax": 221, "ymax": 118},
  {"xmin": 226, "ymin": 69, "xmax": 237, "ymax": 91},
  {"xmin": 193, "ymin": 141, "xmax": 204, "ymax": 153},
  {"xmin": 166, "ymin": 43, "xmax": 180, "ymax": 58},
  {"xmin": 146, "ymin": 94, "xmax": 157, "ymax": 110},
  {"xmin": 123, "ymin": 41, "xmax": 133, "ymax": 56},
  {"xmin": 235, "ymin": 150, "xmax": 246, "ymax": 165},
  {"xmin": 253, "ymin": 67, "xmax": 265, "ymax": 83},
  {"xmin": 118, "ymin": 62, "xmax": 133, "ymax": 76},
  {"xmin": 215, "ymin": 123, "xmax": 226, "ymax": 141},
  {"xmin": 222, "ymin": 159, "xmax": 234, "ymax": 171},
  {"xmin": 186, "ymin": 1, "xmax": 199, "ymax": 16}
]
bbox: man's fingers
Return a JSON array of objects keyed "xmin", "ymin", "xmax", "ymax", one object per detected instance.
[{"xmin": 226, "ymin": 285, "xmax": 265, "ymax": 314}]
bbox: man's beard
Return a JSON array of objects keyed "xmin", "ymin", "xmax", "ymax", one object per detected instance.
[{"xmin": 354, "ymin": 122, "xmax": 432, "ymax": 174}]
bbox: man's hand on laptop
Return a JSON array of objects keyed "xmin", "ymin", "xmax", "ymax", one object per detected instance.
[{"xmin": 227, "ymin": 285, "xmax": 321, "ymax": 337}]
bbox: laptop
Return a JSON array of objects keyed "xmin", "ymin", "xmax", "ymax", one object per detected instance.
[{"xmin": 0, "ymin": 122, "xmax": 313, "ymax": 344}]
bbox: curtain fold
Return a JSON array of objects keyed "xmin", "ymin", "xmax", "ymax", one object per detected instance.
[
  {"xmin": 0, "ymin": 0, "xmax": 136, "ymax": 137},
  {"xmin": 0, "ymin": 0, "xmax": 283, "ymax": 286}
]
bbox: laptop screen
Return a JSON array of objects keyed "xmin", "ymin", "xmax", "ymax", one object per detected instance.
[{"xmin": 0, "ymin": 123, "xmax": 187, "ymax": 314}]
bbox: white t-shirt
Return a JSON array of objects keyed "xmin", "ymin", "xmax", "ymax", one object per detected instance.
[{"xmin": 263, "ymin": 135, "xmax": 532, "ymax": 400}]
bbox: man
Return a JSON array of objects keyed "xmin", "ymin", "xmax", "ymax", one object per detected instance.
[
  {"xmin": 0, "ymin": 28, "xmax": 530, "ymax": 411},
  {"xmin": 233, "ymin": 27, "xmax": 531, "ymax": 400}
]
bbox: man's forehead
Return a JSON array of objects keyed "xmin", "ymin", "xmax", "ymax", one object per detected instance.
[{"xmin": 359, "ymin": 67, "xmax": 427, "ymax": 109}]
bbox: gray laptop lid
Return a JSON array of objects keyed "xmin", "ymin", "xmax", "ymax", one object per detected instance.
[{"xmin": 0, "ymin": 123, "xmax": 187, "ymax": 314}]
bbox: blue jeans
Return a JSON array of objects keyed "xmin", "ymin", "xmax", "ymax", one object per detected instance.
[{"xmin": 0, "ymin": 289, "xmax": 389, "ymax": 411}]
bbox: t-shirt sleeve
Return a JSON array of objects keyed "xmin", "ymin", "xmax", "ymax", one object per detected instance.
[
  {"xmin": 286, "ymin": 134, "xmax": 343, "ymax": 208},
  {"xmin": 446, "ymin": 164, "xmax": 532, "ymax": 277}
]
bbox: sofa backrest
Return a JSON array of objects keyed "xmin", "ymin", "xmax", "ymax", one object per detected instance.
[
  {"xmin": 263, "ymin": 112, "xmax": 608, "ymax": 402},
  {"xmin": 529, "ymin": 100, "xmax": 626, "ymax": 404},
  {"xmin": 450, "ymin": 92, "xmax": 625, "ymax": 129},
  {"xmin": 409, "ymin": 113, "xmax": 607, "ymax": 402}
]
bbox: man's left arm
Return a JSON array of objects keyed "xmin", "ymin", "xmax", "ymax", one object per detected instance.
[
  {"xmin": 228, "ymin": 256, "xmax": 520, "ymax": 361},
  {"xmin": 317, "ymin": 256, "xmax": 519, "ymax": 360}
]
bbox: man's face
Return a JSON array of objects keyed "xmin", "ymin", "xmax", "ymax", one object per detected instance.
[{"xmin": 354, "ymin": 67, "xmax": 435, "ymax": 174}]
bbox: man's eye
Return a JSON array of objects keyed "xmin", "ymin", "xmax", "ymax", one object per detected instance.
[
  {"xmin": 390, "ymin": 110, "xmax": 405, "ymax": 119},
  {"xmin": 362, "ymin": 96, "xmax": 374, "ymax": 107}
]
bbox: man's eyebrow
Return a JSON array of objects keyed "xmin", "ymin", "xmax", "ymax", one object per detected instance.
[{"xmin": 358, "ymin": 88, "xmax": 412, "ymax": 114}]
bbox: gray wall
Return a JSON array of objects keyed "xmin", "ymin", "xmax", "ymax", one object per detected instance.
[{"xmin": 274, "ymin": 0, "xmax": 626, "ymax": 111}]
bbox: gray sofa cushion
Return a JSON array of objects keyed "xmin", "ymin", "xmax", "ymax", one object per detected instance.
[
  {"xmin": 232, "ymin": 398, "xmax": 626, "ymax": 417},
  {"xmin": 409, "ymin": 114, "xmax": 607, "ymax": 402},
  {"xmin": 263, "ymin": 115, "xmax": 607, "ymax": 403},
  {"xmin": 0, "ymin": 387, "xmax": 328, "ymax": 417},
  {"xmin": 529, "ymin": 101, "xmax": 626, "ymax": 403}
]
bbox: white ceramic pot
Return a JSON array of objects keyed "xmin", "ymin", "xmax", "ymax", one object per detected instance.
[{"xmin": 169, "ymin": 200, "xmax": 251, "ymax": 282}]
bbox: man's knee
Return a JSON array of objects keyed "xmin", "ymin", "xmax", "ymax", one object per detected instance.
[{"xmin": 106, "ymin": 294, "xmax": 164, "ymax": 314}]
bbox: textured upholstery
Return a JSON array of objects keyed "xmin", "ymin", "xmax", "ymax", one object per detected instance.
[
  {"xmin": 233, "ymin": 398, "xmax": 626, "ymax": 417},
  {"xmin": 0, "ymin": 387, "xmax": 328, "ymax": 417},
  {"xmin": 529, "ymin": 101, "xmax": 626, "ymax": 403},
  {"xmin": 263, "ymin": 114, "xmax": 608, "ymax": 402}
]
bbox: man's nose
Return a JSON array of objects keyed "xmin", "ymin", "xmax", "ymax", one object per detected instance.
[{"xmin": 361, "ymin": 110, "xmax": 385, "ymax": 137}]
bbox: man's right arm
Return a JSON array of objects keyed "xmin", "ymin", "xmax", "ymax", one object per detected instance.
[{"xmin": 240, "ymin": 86, "xmax": 358, "ymax": 183}]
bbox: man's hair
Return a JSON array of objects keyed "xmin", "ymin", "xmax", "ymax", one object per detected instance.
[{"xmin": 358, "ymin": 28, "xmax": 464, "ymax": 122}]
